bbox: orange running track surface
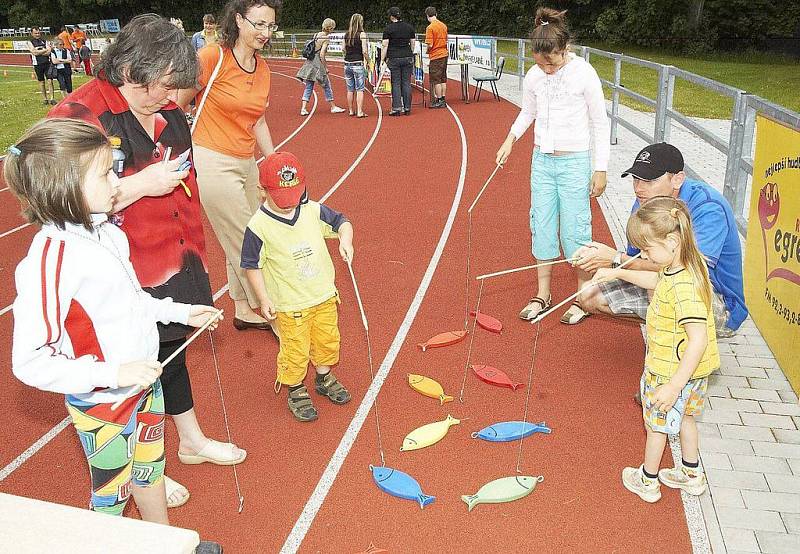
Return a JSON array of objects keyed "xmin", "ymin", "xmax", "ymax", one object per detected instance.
[{"xmin": 0, "ymin": 60, "xmax": 691, "ymax": 553}]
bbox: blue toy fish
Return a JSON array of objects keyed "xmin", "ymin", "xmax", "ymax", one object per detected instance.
[
  {"xmin": 370, "ymin": 464, "xmax": 436, "ymax": 509},
  {"xmin": 471, "ymin": 421, "xmax": 552, "ymax": 442}
]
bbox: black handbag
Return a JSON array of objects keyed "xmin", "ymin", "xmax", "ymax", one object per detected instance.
[{"xmin": 45, "ymin": 62, "xmax": 59, "ymax": 80}]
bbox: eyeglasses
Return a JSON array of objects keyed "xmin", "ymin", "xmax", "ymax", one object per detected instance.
[{"xmin": 242, "ymin": 15, "xmax": 278, "ymax": 32}]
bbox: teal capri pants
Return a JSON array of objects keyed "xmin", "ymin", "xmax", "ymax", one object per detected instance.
[{"xmin": 530, "ymin": 148, "xmax": 593, "ymax": 260}]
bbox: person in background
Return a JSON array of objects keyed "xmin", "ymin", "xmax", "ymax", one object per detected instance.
[
  {"xmin": 58, "ymin": 26, "xmax": 76, "ymax": 70},
  {"xmin": 296, "ymin": 18, "xmax": 346, "ymax": 116},
  {"xmin": 380, "ymin": 6, "xmax": 416, "ymax": 116},
  {"xmin": 28, "ymin": 27, "xmax": 56, "ymax": 105},
  {"xmin": 343, "ymin": 13, "xmax": 369, "ymax": 117},
  {"xmin": 193, "ymin": 14, "xmax": 219, "ymax": 51},
  {"xmin": 79, "ymin": 42, "xmax": 93, "ymax": 76},
  {"xmin": 50, "ymin": 37, "xmax": 74, "ymax": 98},
  {"xmin": 70, "ymin": 25, "xmax": 86, "ymax": 72},
  {"xmin": 424, "ymin": 6, "xmax": 448, "ymax": 108}
]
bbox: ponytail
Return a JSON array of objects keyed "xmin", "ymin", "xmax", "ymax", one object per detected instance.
[
  {"xmin": 530, "ymin": 7, "xmax": 570, "ymax": 54},
  {"xmin": 627, "ymin": 197, "xmax": 713, "ymax": 309}
]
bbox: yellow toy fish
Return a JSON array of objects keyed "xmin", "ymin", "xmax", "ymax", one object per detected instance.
[
  {"xmin": 407, "ymin": 373, "xmax": 454, "ymax": 404},
  {"xmin": 401, "ymin": 415, "xmax": 460, "ymax": 451}
]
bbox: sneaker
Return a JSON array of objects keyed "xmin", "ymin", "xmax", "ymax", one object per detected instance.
[
  {"xmin": 315, "ymin": 372, "xmax": 351, "ymax": 405},
  {"xmin": 428, "ymin": 98, "xmax": 442, "ymax": 109},
  {"xmin": 330, "ymin": 106, "xmax": 346, "ymax": 114},
  {"xmin": 287, "ymin": 384, "xmax": 318, "ymax": 422},
  {"xmin": 622, "ymin": 466, "xmax": 661, "ymax": 503},
  {"xmin": 43, "ymin": 99, "xmax": 50, "ymax": 105},
  {"xmin": 658, "ymin": 466, "xmax": 707, "ymax": 496}
]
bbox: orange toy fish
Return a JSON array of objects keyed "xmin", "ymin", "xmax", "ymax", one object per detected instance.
[
  {"xmin": 417, "ymin": 330, "xmax": 467, "ymax": 352},
  {"xmin": 470, "ymin": 310, "xmax": 502, "ymax": 333},
  {"xmin": 471, "ymin": 364, "xmax": 523, "ymax": 390}
]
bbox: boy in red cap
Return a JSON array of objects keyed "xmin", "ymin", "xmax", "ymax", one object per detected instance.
[{"xmin": 241, "ymin": 152, "xmax": 354, "ymax": 421}]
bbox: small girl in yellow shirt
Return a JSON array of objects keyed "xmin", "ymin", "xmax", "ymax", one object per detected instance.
[{"xmin": 594, "ymin": 197, "xmax": 719, "ymax": 503}]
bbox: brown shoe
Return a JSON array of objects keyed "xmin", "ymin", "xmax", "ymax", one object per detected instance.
[
  {"xmin": 315, "ymin": 372, "xmax": 351, "ymax": 405},
  {"xmin": 288, "ymin": 384, "xmax": 318, "ymax": 422},
  {"xmin": 233, "ymin": 317, "xmax": 276, "ymax": 337}
]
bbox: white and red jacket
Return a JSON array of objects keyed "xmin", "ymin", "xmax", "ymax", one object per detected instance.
[{"xmin": 12, "ymin": 215, "xmax": 191, "ymax": 405}]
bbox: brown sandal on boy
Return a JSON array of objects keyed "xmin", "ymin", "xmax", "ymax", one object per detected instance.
[{"xmin": 519, "ymin": 296, "xmax": 552, "ymax": 321}]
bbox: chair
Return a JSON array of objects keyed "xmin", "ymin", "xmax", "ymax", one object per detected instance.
[{"xmin": 472, "ymin": 57, "xmax": 505, "ymax": 102}]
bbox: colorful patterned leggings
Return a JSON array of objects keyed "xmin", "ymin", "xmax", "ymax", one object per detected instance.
[{"xmin": 65, "ymin": 380, "xmax": 166, "ymax": 516}]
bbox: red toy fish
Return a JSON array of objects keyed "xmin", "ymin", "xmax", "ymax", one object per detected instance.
[
  {"xmin": 470, "ymin": 310, "xmax": 502, "ymax": 334},
  {"xmin": 471, "ymin": 364, "xmax": 524, "ymax": 391},
  {"xmin": 417, "ymin": 330, "xmax": 467, "ymax": 351}
]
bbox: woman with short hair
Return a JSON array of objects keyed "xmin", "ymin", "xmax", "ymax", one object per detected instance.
[
  {"xmin": 51, "ymin": 13, "xmax": 247, "ymax": 512},
  {"xmin": 296, "ymin": 18, "xmax": 346, "ymax": 116}
]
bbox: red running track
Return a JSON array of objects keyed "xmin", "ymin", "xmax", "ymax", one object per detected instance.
[{"xmin": 0, "ymin": 60, "xmax": 691, "ymax": 553}]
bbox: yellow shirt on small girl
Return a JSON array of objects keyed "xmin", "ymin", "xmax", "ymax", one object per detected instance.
[{"xmin": 645, "ymin": 267, "xmax": 720, "ymax": 379}]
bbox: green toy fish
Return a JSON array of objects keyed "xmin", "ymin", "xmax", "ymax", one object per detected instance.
[
  {"xmin": 400, "ymin": 415, "xmax": 460, "ymax": 451},
  {"xmin": 461, "ymin": 475, "xmax": 544, "ymax": 512}
]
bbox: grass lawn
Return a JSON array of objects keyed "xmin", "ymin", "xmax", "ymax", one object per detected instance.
[
  {"xmin": 0, "ymin": 65, "xmax": 92, "ymax": 152},
  {"xmin": 496, "ymin": 40, "xmax": 800, "ymax": 119}
]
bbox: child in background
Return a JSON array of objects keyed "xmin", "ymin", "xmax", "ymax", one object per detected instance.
[
  {"xmin": 242, "ymin": 151, "xmax": 354, "ymax": 422},
  {"xmin": 495, "ymin": 7, "xmax": 610, "ymax": 325},
  {"xmin": 79, "ymin": 43, "xmax": 92, "ymax": 76},
  {"xmin": 7, "ymin": 118, "xmax": 220, "ymax": 522},
  {"xmin": 593, "ymin": 197, "xmax": 719, "ymax": 502}
]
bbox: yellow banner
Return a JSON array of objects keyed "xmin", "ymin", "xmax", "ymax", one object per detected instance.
[
  {"xmin": 0, "ymin": 40, "xmax": 13, "ymax": 51},
  {"xmin": 744, "ymin": 115, "xmax": 800, "ymax": 393}
]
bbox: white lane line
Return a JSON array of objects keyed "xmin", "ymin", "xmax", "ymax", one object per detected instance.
[
  {"xmin": 0, "ymin": 73, "xmax": 381, "ymax": 483},
  {"xmin": 0, "ymin": 417, "xmax": 71, "ymax": 481},
  {"xmin": 0, "ymin": 222, "xmax": 31, "ymax": 239},
  {"xmin": 280, "ymin": 104, "xmax": 468, "ymax": 554},
  {"xmin": 257, "ymin": 70, "xmax": 318, "ymax": 163}
]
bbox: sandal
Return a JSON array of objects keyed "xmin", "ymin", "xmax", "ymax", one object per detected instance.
[
  {"xmin": 315, "ymin": 372, "xmax": 351, "ymax": 405},
  {"xmin": 300, "ymin": 109, "xmax": 309, "ymax": 116},
  {"xmin": 164, "ymin": 475, "xmax": 190, "ymax": 508},
  {"xmin": 356, "ymin": 112, "xmax": 368, "ymax": 118},
  {"xmin": 288, "ymin": 384, "xmax": 319, "ymax": 422},
  {"xmin": 177, "ymin": 439, "xmax": 247, "ymax": 466},
  {"xmin": 519, "ymin": 296, "xmax": 551, "ymax": 321},
  {"xmin": 560, "ymin": 301, "xmax": 591, "ymax": 325}
]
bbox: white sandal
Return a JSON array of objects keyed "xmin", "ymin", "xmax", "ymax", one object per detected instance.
[
  {"xmin": 178, "ymin": 439, "xmax": 247, "ymax": 466},
  {"xmin": 164, "ymin": 475, "xmax": 190, "ymax": 508}
]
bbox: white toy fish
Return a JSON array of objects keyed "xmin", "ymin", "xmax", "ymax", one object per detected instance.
[
  {"xmin": 400, "ymin": 415, "xmax": 460, "ymax": 451},
  {"xmin": 461, "ymin": 475, "xmax": 544, "ymax": 512}
]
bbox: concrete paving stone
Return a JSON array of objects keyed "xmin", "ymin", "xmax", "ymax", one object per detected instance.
[
  {"xmin": 782, "ymin": 513, "xmax": 800, "ymax": 533},
  {"xmin": 721, "ymin": 527, "xmax": 759, "ymax": 551},
  {"xmin": 717, "ymin": 342, "xmax": 735, "ymax": 355},
  {"xmin": 737, "ymin": 357, "xmax": 780, "ymax": 369},
  {"xmin": 698, "ymin": 421, "xmax": 723, "ymax": 438},
  {"xmin": 698, "ymin": 408, "xmax": 743, "ymax": 425},
  {"xmin": 707, "ymin": 468, "xmax": 769, "ymax": 491},
  {"xmin": 716, "ymin": 506, "xmax": 785, "ymax": 531},
  {"xmin": 721, "ymin": 333, "xmax": 751, "ymax": 344},
  {"xmin": 760, "ymin": 402, "xmax": 800, "ymax": 417},
  {"xmin": 755, "ymin": 531, "xmax": 800, "ymax": 554},
  {"xmin": 733, "ymin": 344, "xmax": 776, "ymax": 358},
  {"xmin": 702, "ymin": 452, "xmax": 732, "ymax": 470},
  {"xmin": 721, "ymin": 366, "xmax": 769, "ymax": 379},
  {"xmin": 710, "ymin": 485, "xmax": 744, "ymax": 507},
  {"xmin": 795, "ymin": 416, "xmax": 800, "ymax": 430},
  {"xmin": 742, "ymin": 490, "xmax": 800, "ymax": 513},
  {"xmin": 778, "ymin": 390, "xmax": 799, "ymax": 403},
  {"xmin": 730, "ymin": 454, "xmax": 793, "ymax": 475},
  {"xmin": 719, "ymin": 423, "xmax": 775, "ymax": 442},
  {"xmin": 749, "ymin": 378, "xmax": 795, "ymax": 392},
  {"xmin": 731, "ymin": 388, "xmax": 783, "ymax": 402},
  {"xmin": 708, "ymin": 385, "xmax": 732, "ymax": 398},
  {"xmin": 710, "ymin": 375, "xmax": 750, "ymax": 388},
  {"xmin": 765, "ymin": 369, "xmax": 790, "ymax": 382},
  {"xmin": 773, "ymin": 429, "xmax": 800, "ymax": 445},
  {"xmin": 790, "ymin": 459, "xmax": 800, "ymax": 475},
  {"xmin": 753, "ymin": 442, "xmax": 800, "ymax": 460},
  {"xmin": 710, "ymin": 397, "xmax": 763, "ymax": 413},
  {"xmin": 741, "ymin": 412, "xmax": 797, "ymax": 430},
  {"xmin": 746, "ymin": 334, "xmax": 768, "ymax": 347},
  {"xmin": 766, "ymin": 473, "xmax": 800, "ymax": 494},
  {"xmin": 703, "ymin": 436, "xmax": 756, "ymax": 455}
]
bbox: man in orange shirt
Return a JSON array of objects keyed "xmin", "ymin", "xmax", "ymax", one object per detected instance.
[
  {"xmin": 70, "ymin": 26, "xmax": 86, "ymax": 72},
  {"xmin": 425, "ymin": 6, "xmax": 448, "ymax": 108}
]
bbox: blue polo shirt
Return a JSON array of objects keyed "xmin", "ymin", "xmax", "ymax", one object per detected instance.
[{"xmin": 627, "ymin": 179, "xmax": 748, "ymax": 330}]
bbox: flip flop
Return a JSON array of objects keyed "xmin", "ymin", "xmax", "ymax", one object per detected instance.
[
  {"xmin": 356, "ymin": 113, "xmax": 368, "ymax": 118},
  {"xmin": 164, "ymin": 475, "xmax": 190, "ymax": 508},
  {"xmin": 178, "ymin": 439, "xmax": 247, "ymax": 466}
]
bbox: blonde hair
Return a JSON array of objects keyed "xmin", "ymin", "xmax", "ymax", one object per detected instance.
[
  {"xmin": 627, "ymin": 196, "xmax": 713, "ymax": 309},
  {"xmin": 3, "ymin": 118, "xmax": 111, "ymax": 231},
  {"xmin": 346, "ymin": 13, "xmax": 364, "ymax": 46},
  {"xmin": 322, "ymin": 18, "xmax": 335, "ymax": 32}
]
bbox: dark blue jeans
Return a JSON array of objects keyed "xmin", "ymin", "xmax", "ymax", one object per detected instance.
[{"xmin": 387, "ymin": 56, "xmax": 413, "ymax": 112}]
